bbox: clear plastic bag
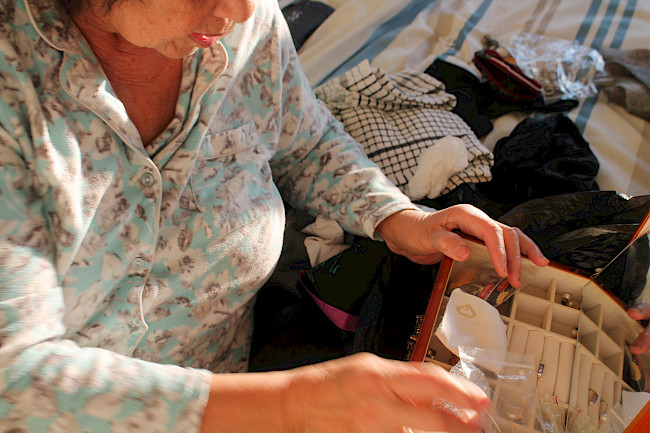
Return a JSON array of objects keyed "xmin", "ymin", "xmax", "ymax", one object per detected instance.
[
  {"xmin": 450, "ymin": 346, "xmax": 545, "ymax": 433},
  {"xmin": 505, "ymin": 34, "xmax": 605, "ymax": 104}
]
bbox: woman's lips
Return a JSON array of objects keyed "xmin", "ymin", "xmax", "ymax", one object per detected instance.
[
  {"xmin": 190, "ymin": 33, "xmax": 222, "ymax": 47},
  {"xmin": 190, "ymin": 19, "xmax": 234, "ymax": 47}
]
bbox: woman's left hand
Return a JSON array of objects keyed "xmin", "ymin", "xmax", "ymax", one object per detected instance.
[{"xmin": 375, "ymin": 205, "xmax": 549, "ymax": 288}]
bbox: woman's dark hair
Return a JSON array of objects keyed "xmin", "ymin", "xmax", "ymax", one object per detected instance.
[{"xmin": 59, "ymin": 0, "xmax": 121, "ymax": 14}]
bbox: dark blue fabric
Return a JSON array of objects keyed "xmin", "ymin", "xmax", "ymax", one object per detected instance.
[{"xmin": 282, "ymin": 0, "xmax": 335, "ymax": 51}]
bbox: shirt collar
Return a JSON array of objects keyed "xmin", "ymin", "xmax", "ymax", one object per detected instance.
[{"xmin": 24, "ymin": 0, "xmax": 85, "ymax": 53}]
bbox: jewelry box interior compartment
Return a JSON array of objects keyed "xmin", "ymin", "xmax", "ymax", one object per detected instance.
[{"xmin": 411, "ymin": 238, "xmax": 649, "ymax": 433}]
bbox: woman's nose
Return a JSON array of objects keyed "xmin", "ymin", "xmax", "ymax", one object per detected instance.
[{"xmin": 214, "ymin": 0, "xmax": 256, "ymax": 23}]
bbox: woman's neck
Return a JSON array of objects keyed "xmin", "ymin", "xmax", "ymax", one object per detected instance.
[
  {"xmin": 72, "ymin": 6, "xmax": 175, "ymax": 86},
  {"xmin": 70, "ymin": 7, "xmax": 184, "ymax": 145}
]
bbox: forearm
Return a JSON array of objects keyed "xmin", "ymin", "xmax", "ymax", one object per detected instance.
[
  {"xmin": 0, "ymin": 339, "xmax": 211, "ymax": 432},
  {"xmin": 200, "ymin": 370, "xmax": 294, "ymax": 433},
  {"xmin": 273, "ymin": 105, "xmax": 417, "ymax": 238}
]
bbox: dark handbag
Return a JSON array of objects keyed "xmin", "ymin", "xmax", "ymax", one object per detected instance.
[
  {"xmin": 299, "ymin": 238, "xmax": 437, "ymax": 359},
  {"xmin": 473, "ymin": 48, "xmax": 543, "ymax": 102}
]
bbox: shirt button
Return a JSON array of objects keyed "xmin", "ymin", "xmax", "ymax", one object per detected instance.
[
  {"xmin": 140, "ymin": 172, "xmax": 155, "ymax": 187},
  {"xmin": 132, "ymin": 257, "xmax": 146, "ymax": 269}
]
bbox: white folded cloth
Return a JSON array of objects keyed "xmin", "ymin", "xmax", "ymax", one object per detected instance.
[{"xmin": 407, "ymin": 136, "xmax": 469, "ymax": 200}]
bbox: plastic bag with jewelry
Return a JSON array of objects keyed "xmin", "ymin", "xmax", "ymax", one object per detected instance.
[
  {"xmin": 450, "ymin": 346, "xmax": 545, "ymax": 433},
  {"xmin": 503, "ymin": 33, "xmax": 605, "ymax": 104},
  {"xmin": 538, "ymin": 394, "xmax": 607, "ymax": 433}
]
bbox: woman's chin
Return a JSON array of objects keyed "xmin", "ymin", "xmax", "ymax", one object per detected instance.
[{"xmin": 154, "ymin": 40, "xmax": 201, "ymax": 59}]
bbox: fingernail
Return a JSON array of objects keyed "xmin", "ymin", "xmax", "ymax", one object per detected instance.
[
  {"xmin": 458, "ymin": 409, "xmax": 484, "ymax": 431},
  {"xmin": 454, "ymin": 245, "xmax": 470, "ymax": 261},
  {"xmin": 468, "ymin": 413, "xmax": 484, "ymax": 431}
]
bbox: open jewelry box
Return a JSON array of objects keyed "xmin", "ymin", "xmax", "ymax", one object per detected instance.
[{"xmin": 409, "ymin": 213, "xmax": 650, "ymax": 433}]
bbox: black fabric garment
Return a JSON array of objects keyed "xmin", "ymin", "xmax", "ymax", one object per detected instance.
[
  {"xmin": 499, "ymin": 191, "xmax": 650, "ymax": 306},
  {"xmin": 420, "ymin": 182, "xmax": 510, "ymax": 219},
  {"xmin": 486, "ymin": 112, "xmax": 600, "ymax": 206},
  {"xmin": 249, "ymin": 276, "xmax": 348, "ymax": 372},
  {"xmin": 420, "ymin": 113, "xmax": 600, "ymax": 219},
  {"xmin": 424, "ymin": 59, "xmax": 579, "ymax": 137},
  {"xmin": 282, "ymin": 0, "xmax": 335, "ymax": 51},
  {"xmin": 249, "ymin": 238, "xmax": 437, "ymax": 371},
  {"xmin": 424, "ymin": 60, "xmax": 494, "ymax": 137}
]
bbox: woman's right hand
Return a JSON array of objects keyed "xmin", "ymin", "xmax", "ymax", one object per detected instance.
[{"xmin": 201, "ymin": 352, "xmax": 490, "ymax": 433}]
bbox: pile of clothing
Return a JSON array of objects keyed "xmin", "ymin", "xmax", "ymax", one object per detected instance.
[{"xmin": 250, "ymin": 3, "xmax": 650, "ymax": 371}]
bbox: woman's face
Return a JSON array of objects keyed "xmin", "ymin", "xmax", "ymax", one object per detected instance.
[{"xmin": 90, "ymin": 0, "xmax": 256, "ymax": 58}]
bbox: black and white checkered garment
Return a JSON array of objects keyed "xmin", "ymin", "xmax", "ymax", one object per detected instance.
[{"xmin": 315, "ymin": 61, "xmax": 493, "ymax": 197}]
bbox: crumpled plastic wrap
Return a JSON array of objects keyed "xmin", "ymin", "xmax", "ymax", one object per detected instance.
[{"xmin": 505, "ymin": 34, "xmax": 605, "ymax": 103}]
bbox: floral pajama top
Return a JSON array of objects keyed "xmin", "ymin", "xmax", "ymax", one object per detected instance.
[{"xmin": 0, "ymin": 0, "xmax": 416, "ymax": 431}]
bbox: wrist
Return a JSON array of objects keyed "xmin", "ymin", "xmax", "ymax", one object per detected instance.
[
  {"xmin": 375, "ymin": 209, "xmax": 426, "ymax": 241},
  {"xmin": 200, "ymin": 370, "xmax": 293, "ymax": 433}
]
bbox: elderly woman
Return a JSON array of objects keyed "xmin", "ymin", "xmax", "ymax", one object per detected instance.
[{"xmin": 0, "ymin": 0, "xmax": 555, "ymax": 432}]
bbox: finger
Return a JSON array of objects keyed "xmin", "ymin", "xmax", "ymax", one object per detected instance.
[
  {"xmin": 628, "ymin": 303, "xmax": 650, "ymax": 321},
  {"xmin": 479, "ymin": 224, "xmax": 508, "ymax": 279},
  {"xmin": 629, "ymin": 324, "xmax": 650, "ymax": 354},
  {"xmin": 502, "ymin": 226, "xmax": 522, "ymax": 288},
  {"xmin": 516, "ymin": 231, "xmax": 550, "ymax": 267},
  {"xmin": 385, "ymin": 363, "xmax": 491, "ymax": 415},
  {"xmin": 442, "ymin": 205, "xmax": 548, "ymax": 272},
  {"xmin": 428, "ymin": 205, "xmax": 509, "ymax": 276},
  {"xmin": 320, "ymin": 354, "xmax": 490, "ymax": 412},
  {"xmin": 398, "ymin": 402, "xmax": 485, "ymax": 433},
  {"xmin": 628, "ymin": 304, "xmax": 650, "ymax": 355}
]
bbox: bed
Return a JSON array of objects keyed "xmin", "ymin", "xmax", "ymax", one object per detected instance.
[
  {"xmin": 285, "ymin": 0, "xmax": 650, "ymax": 305},
  {"xmin": 294, "ymin": 0, "xmax": 650, "ymax": 199}
]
